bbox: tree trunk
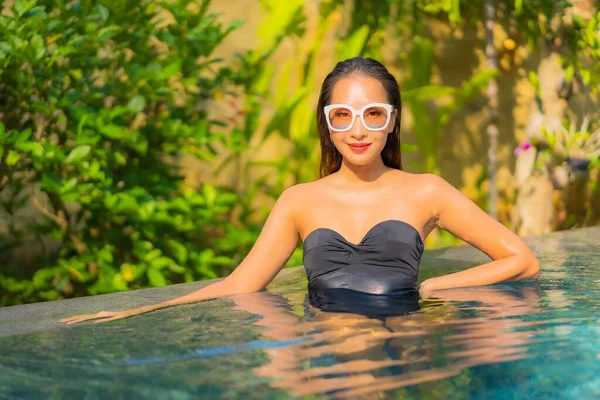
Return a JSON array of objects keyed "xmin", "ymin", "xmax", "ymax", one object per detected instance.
[{"xmin": 485, "ymin": 0, "xmax": 499, "ymax": 219}]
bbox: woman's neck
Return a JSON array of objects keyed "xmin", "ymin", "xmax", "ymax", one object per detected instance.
[{"xmin": 335, "ymin": 156, "xmax": 391, "ymax": 184}]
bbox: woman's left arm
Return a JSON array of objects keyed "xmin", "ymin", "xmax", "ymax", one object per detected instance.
[{"xmin": 420, "ymin": 175, "xmax": 541, "ymax": 296}]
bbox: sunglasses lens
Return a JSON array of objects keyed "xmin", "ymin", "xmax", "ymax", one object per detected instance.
[
  {"xmin": 363, "ymin": 106, "xmax": 389, "ymax": 130},
  {"xmin": 328, "ymin": 107, "xmax": 353, "ymax": 130}
]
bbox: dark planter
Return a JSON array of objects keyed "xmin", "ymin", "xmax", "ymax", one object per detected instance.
[{"xmin": 566, "ymin": 157, "xmax": 591, "ymax": 173}]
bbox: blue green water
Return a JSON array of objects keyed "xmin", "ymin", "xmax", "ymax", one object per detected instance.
[{"xmin": 1, "ymin": 227, "xmax": 599, "ymax": 399}]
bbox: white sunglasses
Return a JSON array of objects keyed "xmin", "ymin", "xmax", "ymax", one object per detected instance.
[{"xmin": 324, "ymin": 103, "xmax": 394, "ymax": 132}]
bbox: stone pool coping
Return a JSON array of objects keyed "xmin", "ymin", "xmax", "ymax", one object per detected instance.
[{"xmin": 1, "ymin": 226, "xmax": 598, "ymax": 338}]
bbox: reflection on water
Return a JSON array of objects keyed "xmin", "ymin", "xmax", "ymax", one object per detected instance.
[
  {"xmin": 1, "ymin": 227, "xmax": 600, "ymax": 399},
  {"xmin": 233, "ymin": 283, "xmax": 543, "ymax": 398},
  {"xmin": 235, "ymin": 227, "xmax": 600, "ymax": 399}
]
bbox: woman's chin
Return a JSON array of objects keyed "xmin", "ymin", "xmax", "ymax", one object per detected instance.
[{"xmin": 341, "ymin": 152, "xmax": 379, "ymax": 166}]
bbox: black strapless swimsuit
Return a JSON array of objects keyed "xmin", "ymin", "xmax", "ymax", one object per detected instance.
[{"xmin": 303, "ymin": 220, "xmax": 424, "ymax": 306}]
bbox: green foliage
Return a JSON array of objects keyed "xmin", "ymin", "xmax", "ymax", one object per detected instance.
[
  {"xmin": 0, "ymin": 0, "xmax": 248, "ymax": 305},
  {"xmin": 402, "ymin": 37, "xmax": 497, "ymax": 173},
  {"xmin": 540, "ymin": 119, "xmax": 600, "ymax": 162},
  {"xmin": 569, "ymin": 10, "xmax": 600, "ymax": 93},
  {"xmin": 416, "ymin": 0, "xmax": 462, "ymax": 25},
  {"xmin": 524, "ymin": 117, "xmax": 600, "ymax": 229}
]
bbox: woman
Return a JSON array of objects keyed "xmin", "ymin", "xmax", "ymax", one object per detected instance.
[{"xmin": 61, "ymin": 57, "xmax": 540, "ymax": 324}]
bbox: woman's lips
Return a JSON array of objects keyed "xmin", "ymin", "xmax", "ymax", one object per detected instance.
[{"xmin": 347, "ymin": 143, "xmax": 371, "ymax": 154}]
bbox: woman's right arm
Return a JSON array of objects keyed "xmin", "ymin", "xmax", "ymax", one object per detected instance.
[{"xmin": 60, "ymin": 186, "xmax": 301, "ymax": 324}]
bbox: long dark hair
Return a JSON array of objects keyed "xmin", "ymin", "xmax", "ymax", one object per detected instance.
[{"xmin": 317, "ymin": 57, "xmax": 402, "ymax": 178}]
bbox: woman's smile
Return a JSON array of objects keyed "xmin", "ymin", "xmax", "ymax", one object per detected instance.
[{"xmin": 347, "ymin": 143, "xmax": 372, "ymax": 153}]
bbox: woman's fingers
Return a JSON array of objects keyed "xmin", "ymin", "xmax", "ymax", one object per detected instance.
[
  {"xmin": 59, "ymin": 314, "xmax": 97, "ymax": 324},
  {"xmin": 59, "ymin": 311, "xmax": 119, "ymax": 325},
  {"xmin": 94, "ymin": 313, "xmax": 131, "ymax": 323}
]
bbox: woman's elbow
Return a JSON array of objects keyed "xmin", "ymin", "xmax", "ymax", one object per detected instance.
[{"xmin": 518, "ymin": 253, "xmax": 541, "ymax": 280}]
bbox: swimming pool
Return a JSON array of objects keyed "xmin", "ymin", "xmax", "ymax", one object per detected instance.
[{"xmin": 1, "ymin": 227, "xmax": 599, "ymax": 399}]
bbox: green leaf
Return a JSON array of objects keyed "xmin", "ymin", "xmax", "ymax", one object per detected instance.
[
  {"xmin": 30, "ymin": 34, "xmax": 46, "ymax": 59},
  {"xmin": 160, "ymin": 60, "xmax": 182, "ymax": 79},
  {"xmin": 2, "ymin": 277, "xmax": 28, "ymax": 293},
  {"xmin": 401, "ymin": 143, "xmax": 419, "ymax": 153},
  {"xmin": 403, "ymin": 85, "xmax": 456, "ymax": 101},
  {"xmin": 514, "ymin": 0, "xmax": 523, "ymax": 13},
  {"xmin": 6, "ymin": 151, "xmax": 20, "ymax": 166},
  {"xmin": 113, "ymin": 193, "xmax": 138, "ymax": 211},
  {"xmin": 262, "ymin": 87, "xmax": 309, "ymax": 143},
  {"xmin": 32, "ymin": 267, "xmax": 58, "ymax": 289},
  {"xmin": 169, "ymin": 197, "xmax": 191, "ymax": 213},
  {"xmin": 112, "ymin": 274, "xmax": 129, "ymax": 291},
  {"xmin": 448, "ymin": 0, "xmax": 461, "ymax": 24},
  {"xmin": 203, "ymin": 184, "xmax": 217, "ymax": 207},
  {"xmin": 13, "ymin": 0, "xmax": 36, "ymax": 17},
  {"xmin": 95, "ymin": 4, "xmax": 109, "ymax": 21},
  {"xmin": 113, "ymin": 151, "xmax": 127, "ymax": 166},
  {"xmin": 41, "ymin": 174, "xmax": 62, "ymax": 194},
  {"xmin": 69, "ymin": 69, "xmax": 83, "ymax": 81},
  {"xmin": 198, "ymin": 248, "xmax": 215, "ymax": 265},
  {"xmin": 167, "ymin": 239, "xmax": 188, "ymax": 263},
  {"xmin": 13, "ymin": 129, "xmax": 32, "ymax": 144},
  {"xmin": 60, "ymin": 178, "xmax": 78, "ymax": 194},
  {"xmin": 134, "ymin": 241, "xmax": 153, "ymax": 256},
  {"xmin": 127, "ymin": 95, "xmax": 147, "ymax": 113},
  {"xmin": 24, "ymin": 6, "xmax": 46, "ymax": 18},
  {"xmin": 257, "ymin": 0, "xmax": 304, "ymax": 51},
  {"xmin": 65, "ymin": 145, "xmax": 91, "ymax": 164},
  {"xmin": 215, "ymin": 192, "xmax": 237, "ymax": 206},
  {"xmin": 337, "ymin": 25, "xmax": 369, "ymax": 61},
  {"xmin": 97, "ymin": 26, "xmax": 121, "ymax": 41},
  {"xmin": 528, "ymin": 71, "xmax": 540, "ymax": 94},
  {"xmin": 169, "ymin": 264, "xmax": 186, "ymax": 274},
  {"xmin": 147, "ymin": 268, "xmax": 167, "ymax": 287},
  {"xmin": 406, "ymin": 36, "xmax": 434, "ymax": 89},
  {"xmin": 144, "ymin": 248, "xmax": 162, "ymax": 261},
  {"xmin": 100, "ymin": 124, "xmax": 127, "ymax": 139},
  {"xmin": 564, "ymin": 64, "xmax": 574, "ymax": 83},
  {"xmin": 150, "ymin": 256, "xmax": 173, "ymax": 270},
  {"xmin": 211, "ymin": 256, "xmax": 232, "ymax": 266},
  {"xmin": 128, "ymin": 137, "xmax": 148, "ymax": 154},
  {"xmin": 39, "ymin": 290, "xmax": 60, "ymax": 300},
  {"xmin": 581, "ymin": 69, "xmax": 591, "ymax": 84},
  {"xmin": 572, "ymin": 14, "xmax": 586, "ymax": 28},
  {"xmin": 16, "ymin": 141, "xmax": 43, "ymax": 157}
]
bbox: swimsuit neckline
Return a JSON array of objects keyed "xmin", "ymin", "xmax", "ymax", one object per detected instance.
[{"xmin": 302, "ymin": 219, "xmax": 424, "ymax": 248}]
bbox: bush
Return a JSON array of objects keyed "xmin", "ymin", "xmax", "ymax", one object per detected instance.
[{"xmin": 0, "ymin": 0, "xmax": 253, "ymax": 305}]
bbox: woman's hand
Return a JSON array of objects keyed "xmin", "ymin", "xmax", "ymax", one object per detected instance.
[
  {"xmin": 418, "ymin": 278, "xmax": 438, "ymax": 299},
  {"xmin": 60, "ymin": 309, "xmax": 143, "ymax": 324},
  {"xmin": 59, "ymin": 188, "xmax": 301, "ymax": 325}
]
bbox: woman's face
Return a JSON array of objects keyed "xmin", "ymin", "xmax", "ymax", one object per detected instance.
[{"xmin": 327, "ymin": 75, "xmax": 395, "ymax": 167}]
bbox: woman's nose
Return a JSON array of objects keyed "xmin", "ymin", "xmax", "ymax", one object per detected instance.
[{"xmin": 349, "ymin": 117, "xmax": 367, "ymax": 139}]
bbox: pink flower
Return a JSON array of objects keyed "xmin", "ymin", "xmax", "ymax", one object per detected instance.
[{"xmin": 514, "ymin": 141, "xmax": 532, "ymax": 156}]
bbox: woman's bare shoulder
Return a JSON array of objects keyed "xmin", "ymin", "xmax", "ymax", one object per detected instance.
[
  {"xmin": 277, "ymin": 180, "xmax": 324, "ymax": 210},
  {"xmin": 399, "ymin": 173, "xmax": 468, "ymax": 219},
  {"xmin": 413, "ymin": 173, "xmax": 455, "ymax": 195},
  {"xmin": 388, "ymin": 170, "xmax": 444, "ymax": 192},
  {"xmin": 388, "ymin": 171, "xmax": 452, "ymax": 212}
]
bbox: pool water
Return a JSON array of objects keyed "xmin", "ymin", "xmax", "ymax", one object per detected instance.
[{"xmin": 1, "ymin": 227, "xmax": 600, "ymax": 399}]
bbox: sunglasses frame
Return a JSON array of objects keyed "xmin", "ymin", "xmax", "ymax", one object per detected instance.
[{"xmin": 323, "ymin": 103, "xmax": 394, "ymax": 132}]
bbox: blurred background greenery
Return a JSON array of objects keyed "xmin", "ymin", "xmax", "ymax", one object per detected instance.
[{"xmin": 0, "ymin": 0, "xmax": 599, "ymax": 305}]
